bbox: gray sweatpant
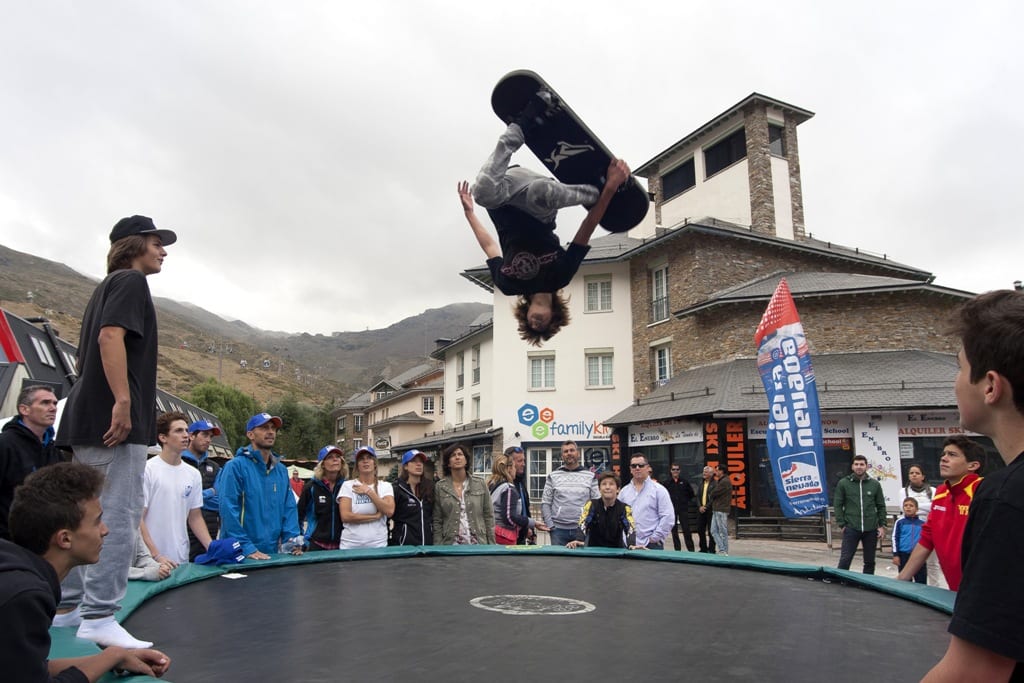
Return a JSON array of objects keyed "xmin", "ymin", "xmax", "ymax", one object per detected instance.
[
  {"xmin": 60, "ymin": 443, "xmax": 147, "ymax": 618},
  {"xmin": 472, "ymin": 123, "xmax": 598, "ymax": 224}
]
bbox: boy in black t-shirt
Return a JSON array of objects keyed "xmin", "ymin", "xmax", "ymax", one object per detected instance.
[
  {"xmin": 922, "ymin": 290, "xmax": 1024, "ymax": 681},
  {"xmin": 459, "ymin": 122, "xmax": 629, "ymax": 346},
  {"xmin": 56, "ymin": 216, "xmax": 175, "ymax": 650}
]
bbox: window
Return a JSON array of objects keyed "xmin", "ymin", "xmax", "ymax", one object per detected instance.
[
  {"xmin": 651, "ymin": 265, "xmax": 669, "ymax": 323},
  {"xmin": 586, "ymin": 351, "xmax": 614, "ymax": 388},
  {"xmin": 769, "ymin": 124, "xmax": 786, "ymax": 157},
  {"xmin": 529, "ymin": 354, "xmax": 556, "ymax": 390},
  {"xmin": 704, "ymin": 128, "xmax": 747, "ymax": 177},
  {"xmin": 653, "ymin": 345, "xmax": 672, "ymax": 385},
  {"xmin": 373, "ymin": 388, "xmax": 390, "ymax": 401},
  {"xmin": 456, "ymin": 400, "xmax": 464, "ymax": 425},
  {"xmin": 422, "ymin": 396, "xmax": 435, "ymax": 414},
  {"xmin": 456, "ymin": 351, "xmax": 465, "ymax": 389},
  {"xmin": 336, "ymin": 415, "xmax": 346, "ymax": 432},
  {"xmin": 31, "ymin": 337, "xmax": 56, "ymax": 368},
  {"xmin": 585, "ymin": 276, "xmax": 612, "ymax": 313},
  {"xmin": 352, "ymin": 438, "xmax": 363, "ymax": 451},
  {"xmin": 528, "ymin": 447, "xmax": 563, "ymax": 501},
  {"xmin": 662, "ymin": 158, "xmax": 695, "ymax": 199},
  {"xmin": 473, "ymin": 445, "xmax": 492, "ymax": 473},
  {"xmin": 440, "ymin": 396, "xmax": 445, "ymax": 413},
  {"xmin": 471, "ymin": 395, "xmax": 480, "ymax": 421},
  {"xmin": 471, "ymin": 344, "xmax": 481, "ymax": 385},
  {"xmin": 353, "ymin": 414, "xmax": 364, "ymax": 432}
]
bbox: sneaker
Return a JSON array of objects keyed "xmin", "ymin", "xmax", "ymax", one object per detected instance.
[
  {"xmin": 717, "ymin": 551, "xmax": 729, "ymax": 556},
  {"xmin": 52, "ymin": 607, "xmax": 82, "ymax": 628},
  {"xmin": 513, "ymin": 89, "xmax": 559, "ymax": 134},
  {"xmin": 76, "ymin": 616, "xmax": 153, "ymax": 649}
]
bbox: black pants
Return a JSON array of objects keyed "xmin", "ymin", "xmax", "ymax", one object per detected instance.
[
  {"xmin": 837, "ymin": 527, "xmax": 879, "ymax": 574},
  {"xmin": 671, "ymin": 507, "xmax": 695, "ymax": 551},
  {"xmin": 696, "ymin": 509, "xmax": 715, "ymax": 553}
]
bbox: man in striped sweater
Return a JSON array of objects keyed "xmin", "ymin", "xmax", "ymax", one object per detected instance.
[{"xmin": 541, "ymin": 441, "xmax": 598, "ymax": 546}]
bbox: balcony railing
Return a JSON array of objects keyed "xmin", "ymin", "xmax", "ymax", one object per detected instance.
[{"xmin": 651, "ymin": 296, "xmax": 669, "ymax": 323}]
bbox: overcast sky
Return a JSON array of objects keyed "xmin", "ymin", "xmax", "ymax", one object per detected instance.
[{"xmin": 2, "ymin": 2, "xmax": 1021, "ymax": 334}]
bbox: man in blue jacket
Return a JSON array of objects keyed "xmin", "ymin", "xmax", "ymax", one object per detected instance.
[{"xmin": 218, "ymin": 413, "xmax": 304, "ymax": 560}]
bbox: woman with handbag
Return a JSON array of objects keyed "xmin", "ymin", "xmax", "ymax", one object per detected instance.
[{"xmin": 487, "ymin": 453, "xmax": 530, "ymax": 545}]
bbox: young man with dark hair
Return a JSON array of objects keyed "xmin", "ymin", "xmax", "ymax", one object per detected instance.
[
  {"xmin": 833, "ymin": 454, "xmax": 887, "ymax": 574},
  {"xmin": 922, "ymin": 290, "xmax": 1024, "ymax": 681},
  {"xmin": 56, "ymin": 215, "xmax": 175, "ymax": 649},
  {"xmin": 0, "ymin": 462, "xmax": 171, "ymax": 681},
  {"xmin": 896, "ymin": 435, "xmax": 984, "ymax": 590},
  {"xmin": 0, "ymin": 385, "xmax": 61, "ymax": 540},
  {"xmin": 140, "ymin": 412, "xmax": 212, "ymax": 566},
  {"xmin": 181, "ymin": 419, "xmax": 223, "ymax": 561},
  {"xmin": 458, "ymin": 126, "xmax": 630, "ymax": 347},
  {"xmin": 664, "ymin": 462, "xmax": 696, "ymax": 552}
]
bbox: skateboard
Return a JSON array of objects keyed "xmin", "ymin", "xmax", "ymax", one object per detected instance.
[{"xmin": 491, "ymin": 70, "xmax": 649, "ymax": 233}]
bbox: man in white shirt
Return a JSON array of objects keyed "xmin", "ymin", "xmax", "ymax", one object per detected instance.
[{"xmin": 140, "ymin": 411, "xmax": 212, "ymax": 566}]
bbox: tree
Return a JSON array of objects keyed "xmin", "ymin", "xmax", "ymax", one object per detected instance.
[
  {"xmin": 266, "ymin": 394, "xmax": 333, "ymax": 460},
  {"xmin": 188, "ymin": 379, "xmax": 259, "ymax": 452}
]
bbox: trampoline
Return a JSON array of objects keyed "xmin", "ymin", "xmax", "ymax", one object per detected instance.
[{"xmin": 50, "ymin": 547, "xmax": 955, "ymax": 682}]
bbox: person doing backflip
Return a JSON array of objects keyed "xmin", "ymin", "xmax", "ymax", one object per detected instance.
[{"xmin": 459, "ymin": 107, "xmax": 630, "ymax": 346}]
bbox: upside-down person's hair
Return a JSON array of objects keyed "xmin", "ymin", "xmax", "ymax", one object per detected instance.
[
  {"xmin": 952, "ymin": 289, "xmax": 1024, "ymax": 416},
  {"xmin": 514, "ymin": 292, "xmax": 571, "ymax": 347}
]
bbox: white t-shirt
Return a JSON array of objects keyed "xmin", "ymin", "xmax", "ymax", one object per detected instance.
[
  {"xmin": 337, "ymin": 479, "xmax": 393, "ymax": 549},
  {"xmin": 143, "ymin": 456, "xmax": 204, "ymax": 564}
]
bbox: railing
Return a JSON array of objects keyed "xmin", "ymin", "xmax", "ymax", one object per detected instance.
[{"xmin": 651, "ymin": 296, "xmax": 669, "ymax": 323}]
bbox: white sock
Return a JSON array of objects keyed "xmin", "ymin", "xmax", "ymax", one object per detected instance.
[
  {"xmin": 76, "ymin": 615, "xmax": 153, "ymax": 649},
  {"xmin": 51, "ymin": 606, "xmax": 82, "ymax": 628}
]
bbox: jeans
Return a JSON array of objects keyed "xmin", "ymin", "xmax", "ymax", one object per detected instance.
[
  {"xmin": 837, "ymin": 527, "xmax": 879, "ymax": 574},
  {"xmin": 473, "ymin": 124, "xmax": 599, "ymax": 223},
  {"xmin": 60, "ymin": 444, "xmax": 147, "ymax": 618},
  {"xmin": 549, "ymin": 527, "xmax": 577, "ymax": 547},
  {"xmin": 710, "ymin": 511, "xmax": 729, "ymax": 554}
]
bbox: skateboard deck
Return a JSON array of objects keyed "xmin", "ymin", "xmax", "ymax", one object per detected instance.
[{"xmin": 491, "ymin": 70, "xmax": 649, "ymax": 233}]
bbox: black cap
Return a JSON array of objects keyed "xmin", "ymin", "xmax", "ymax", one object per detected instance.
[{"xmin": 109, "ymin": 215, "xmax": 177, "ymax": 246}]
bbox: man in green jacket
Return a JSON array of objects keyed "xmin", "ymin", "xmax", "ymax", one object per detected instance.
[{"xmin": 834, "ymin": 454, "xmax": 887, "ymax": 574}]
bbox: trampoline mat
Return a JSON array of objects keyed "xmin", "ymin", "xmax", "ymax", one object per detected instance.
[{"xmin": 124, "ymin": 555, "xmax": 951, "ymax": 682}]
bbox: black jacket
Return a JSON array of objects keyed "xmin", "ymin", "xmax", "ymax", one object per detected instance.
[
  {"xmin": 297, "ymin": 477, "xmax": 345, "ymax": 549},
  {"xmin": 0, "ymin": 419, "xmax": 61, "ymax": 540},
  {"xmin": 664, "ymin": 476, "xmax": 695, "ymax": 513},
  {"xmin": 390, "ymin": 478, "xmax": 433, "ymax": 545},
  {"xmin": 0, "ymin": 538, "xmax": 87, "ymax": 682},
  {"xmin": 513, "ymin": 471, "xmax": 533, "ymax": 543},
  {"xmin": 181, "ymin": 449, "xmax": 222, "ymax": 560}
]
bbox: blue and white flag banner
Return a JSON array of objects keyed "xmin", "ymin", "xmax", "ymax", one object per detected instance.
[{"xmin": 754, "ymin": 279, "xmax": 829, "ymax": 517}]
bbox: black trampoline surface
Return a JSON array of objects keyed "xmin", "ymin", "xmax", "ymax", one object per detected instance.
[{"xmin": 123, "ymin": 554, "xmax": 952, "ymax": 682}]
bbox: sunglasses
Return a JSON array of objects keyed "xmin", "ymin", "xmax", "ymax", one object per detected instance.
[{"xmin": 630, "ymin": 463, "xmax": 648, "ymax": 469}]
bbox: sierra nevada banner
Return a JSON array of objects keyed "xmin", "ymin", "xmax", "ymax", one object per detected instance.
[{"xmin": 754, "ymin": 279, "xmax": 828, "ymax": 517}]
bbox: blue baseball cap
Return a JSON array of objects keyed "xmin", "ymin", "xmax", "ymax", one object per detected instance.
[
  {"xmin": 187, "ymin": 419, "xmax": 222, "ymax": 436},
  {"xmin": 402, "ymin": 449, "xmax": 427, "ymax": 465},
  {"xmin": 195, "ymin": 538, "xmax": 246, "ymax": 566},
  {"xmin": 353, "ymin": 445, "xmax": 377, "ymax": 460},
  {"xmin": 246, "ymin": 413, "xmax": 282, "ymax": 431},
  {"xmin": 318, "ymin": 445, "xmax": 344, "ymax": 461}
]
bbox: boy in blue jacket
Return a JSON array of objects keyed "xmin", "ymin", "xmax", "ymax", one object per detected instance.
[{"xmin": 892, "ymin": 497, "xmax": 927, "ymax": 583}]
